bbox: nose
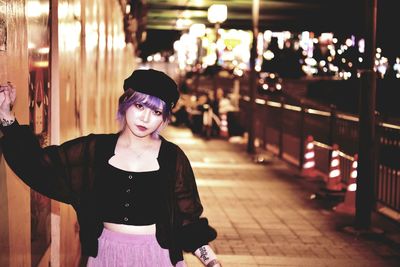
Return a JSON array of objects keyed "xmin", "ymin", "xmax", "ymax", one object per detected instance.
[{"xmin": 140, "ymin": 108, "xmax": 151, "ymax": 122}]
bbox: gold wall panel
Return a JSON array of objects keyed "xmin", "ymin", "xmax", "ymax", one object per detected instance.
[
  {"xmin": 0, "ymin": 0, "xmax": 31, "ymax": 266},
  {"xmin": 1, "ymin": 0, "xmax": 137, "ymax": 266}
]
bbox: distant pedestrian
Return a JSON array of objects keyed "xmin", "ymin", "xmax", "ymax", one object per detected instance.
[{"xmin": 0, "ymin": 69, "xmax": 222, "ymax": 267}]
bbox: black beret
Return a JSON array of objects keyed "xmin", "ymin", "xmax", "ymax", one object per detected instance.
[{"xmin": 123, "ymin": 68, "xmax": 179, "ymax": 108}]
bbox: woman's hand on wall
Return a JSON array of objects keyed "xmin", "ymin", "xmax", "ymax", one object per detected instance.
[{"xmin": 0, "ymin": 82, "xmax": 16, "ymax": 123}]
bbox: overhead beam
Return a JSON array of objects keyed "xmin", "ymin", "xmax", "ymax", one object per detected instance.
[{"xmin": 143, "ymin": 0, "xmax": 363, "ymax": 34}]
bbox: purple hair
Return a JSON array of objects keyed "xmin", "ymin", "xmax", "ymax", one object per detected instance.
[{"xmin": 117, "ymin": 89, "xmax": 172, "ymax": 128}]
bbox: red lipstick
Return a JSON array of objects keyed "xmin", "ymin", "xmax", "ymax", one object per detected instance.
[{"xmin": 137, "ymin": 125, "xmax": 147, "ymax": 131}]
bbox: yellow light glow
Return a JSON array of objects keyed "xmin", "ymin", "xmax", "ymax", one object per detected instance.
[
  {"xmin": 58, "ymin": 2, "xmax": 69, "ymax": 19},
  {"xmin": 176, "ymin": 18, "xmax": 192, "ymax": 30},
  {"xmin": 32, "ymin": 61, "xmax": 49, "ymax": 68},
  {"xmin": 26, "ymin": 1, "xmax": 48, "ymax": 18},
  {"xmin": 37, "ymin": 47, "xmax": 49, "ymax": 54}
]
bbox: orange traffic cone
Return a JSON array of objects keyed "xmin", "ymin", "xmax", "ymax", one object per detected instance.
[
  {"xmin": 334, "ymin": 154, "xmax": 358, "ymax": 214},
  {"xmin": 326, "ymin": 144, "xmax": 343, "ymax": 191},
  {"xmin": 301, "ymin": 135, "xmax": 318, "ymax": 179}
]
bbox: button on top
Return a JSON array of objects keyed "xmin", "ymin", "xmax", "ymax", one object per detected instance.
[
  {"xmin": 128, "ymin": 175, "xmax": 133, "ymax": 179},
  {"xmin": 124, "ymin": 203, "xmax": 130, "ymax": 207},
  {"xmin": 126, "ymin": 188, "xmax": 131, "ymax": 193}
]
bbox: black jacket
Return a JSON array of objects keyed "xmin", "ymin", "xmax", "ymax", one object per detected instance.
[{"xmin": 0, "ymin": 121, "xmax": 217, "ymax": 265}]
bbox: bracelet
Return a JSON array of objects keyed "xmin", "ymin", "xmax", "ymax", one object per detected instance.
[
  {"xmin": 206, "ymin": 259, "xmax": 221, "ymax": 267},
  {"xmin": 1, "ymin": 117, "xmax": 15, "ymax": 126}
]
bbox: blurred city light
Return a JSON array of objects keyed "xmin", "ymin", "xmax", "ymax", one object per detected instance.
[
  {"xmin": 207, "ymin": 4, "xmax": 227, "ymax": 24},
  {"xmin": 168, "ymin": 22, "xmax": 400, "ymax": 80},
  {"xmin": 189, "ymin": 23, "xmax": 206, "ymax": 37},
  {"xmin": 25, "ymin": 0, "xmax": 49, "ymax": 18}
]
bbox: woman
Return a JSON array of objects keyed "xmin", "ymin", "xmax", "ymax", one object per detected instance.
[{"xmin": 0, "ymin": 69, "xmax": 222, "ymax": 267}]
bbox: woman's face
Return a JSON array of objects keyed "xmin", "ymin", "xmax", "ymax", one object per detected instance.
[{"xmin": 125, "ymin": 101, "xmax": 164, "ymax": 138}]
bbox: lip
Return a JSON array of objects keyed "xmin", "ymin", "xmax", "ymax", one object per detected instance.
[{"xmin": 136, "ymin": 125, "xmax": 148, "ymax": 131}]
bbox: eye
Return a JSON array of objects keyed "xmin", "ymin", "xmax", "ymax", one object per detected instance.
[
  {"xmin": 153, "ymin": 110, "xmax": 163, "ymax": 116},
  {"xmin": 135, "ymin": 103, "xmax": 144, "ymax": 109}
]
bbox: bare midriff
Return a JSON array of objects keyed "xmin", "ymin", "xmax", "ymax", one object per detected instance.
[{"xmin": 103, "ymin": 222, "xmax": 156, "ymax": 234}]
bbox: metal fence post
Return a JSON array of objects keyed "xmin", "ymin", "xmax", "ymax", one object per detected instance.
[
  {"xmin": 328, "ymin": 105, "xmax": 337, "ymax": 165},
  {"xmin": 279, "ymin": 96, "xmax": 285, "ymax": 158},
  {"xmin": 329, "ymin": 105, "xmax": 337, "ymax": 145},
  {"xmin": 299, "ymin": 99, "xmax": 305, "ymax": 170},
  {"xmin": 246, "ymin": 0, "xmax": 259, "ymax": 154},
  {"xmin": 356, "ymin": 0, "xmax": 377, "ymax": 230},
  {"xmin": 262, "ymin": 96, "xmax": 269, "ymax": 150},
  {"xmin": 373, "ymin": 111, "xmax": 380, "ymax": 209}
]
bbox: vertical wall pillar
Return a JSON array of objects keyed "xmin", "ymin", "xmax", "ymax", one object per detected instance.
[
  {"xmin": 1, "ymin": 0, "xmax": 31, "ymax": 266},
  {"xmin": 50, "ymin": 0, "xmax": 60, "ymax": 266}
]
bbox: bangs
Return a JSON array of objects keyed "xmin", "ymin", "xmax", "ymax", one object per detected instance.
[{"xmin": 130, "ymin": 92, "xmax": 164, "ymax": 111}]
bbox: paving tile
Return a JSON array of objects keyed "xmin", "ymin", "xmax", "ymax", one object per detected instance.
[{"xmin": 165, "ymin": 127, "xmax": 400, "ymax": 267}]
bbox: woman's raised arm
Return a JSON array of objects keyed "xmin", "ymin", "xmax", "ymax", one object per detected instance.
[{"xmin": 0, "ymin": 82, "xmax": 95, "ymax": 206}]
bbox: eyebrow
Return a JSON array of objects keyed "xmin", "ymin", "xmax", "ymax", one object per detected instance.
[{"xmin": 137, "ymin": 100, "xmax": 162, "ymax": 111}]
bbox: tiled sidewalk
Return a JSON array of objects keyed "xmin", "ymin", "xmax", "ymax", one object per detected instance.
[{"xmin": 162, "ymin": 126, "xmax": 400, "ymax": 267}]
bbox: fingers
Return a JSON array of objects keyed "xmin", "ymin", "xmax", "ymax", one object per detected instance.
[
  {"xmin": 0, "ymin": 87, "xmax": 5, "ymax": 103},
  {"xmin": 4, "ymin": 86, "xmax": 10, "ymax": 95},
  {"xmin": 0, "ymin": 83, "xmax": 12, "ymax": 108},
  {"xmin": 7, "ymin": 81, "xmax": 16, "ymax": 102},
  {"xmin": 0, "ymin": 84, "xmax": 6, "ymax": 93},
  {"xmin": 0, "ymin": 86, "xmax": 7, "ymax": 108},
  {"xmin": 0, "ymin": 82, "xmax": 15, "ymax": 101},
  {"xmin": 7, "ymin": 81, "xmax": 14, "ymax": 90},
  {"xmin": 4, "ymin": 87, "xmax": 10, "ymax": 104},
  {"xmin": 0, "ymin": 84, "xmax": 7, "ymax": 100}
]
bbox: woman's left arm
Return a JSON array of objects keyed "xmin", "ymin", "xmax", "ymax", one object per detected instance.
[{"xmin": 174, "ymin": 146, "xmax": 221, "ymax": 266}]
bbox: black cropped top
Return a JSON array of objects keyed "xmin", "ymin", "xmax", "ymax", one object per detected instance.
[{"xmin": 97, "ymin": 163, "xmax": 162, "ymax": 226}]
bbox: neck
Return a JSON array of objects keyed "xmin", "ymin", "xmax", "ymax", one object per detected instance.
[{"xmin": 119, "ymin": 128, "xmax": 160, "ymax": 150}]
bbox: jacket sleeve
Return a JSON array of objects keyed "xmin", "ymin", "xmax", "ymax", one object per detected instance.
[
  {"xmin": 174, "ymin": 146, "xmax": 217, "ymax": 252},
  {"xmin": 0, "ymin": 120, "xmax": 94, "ymax": 205}
]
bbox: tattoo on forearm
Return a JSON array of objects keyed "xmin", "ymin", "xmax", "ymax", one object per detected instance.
[{"xmin": 199, "ymin": 246, "xmax": 210, "ymax": 262}]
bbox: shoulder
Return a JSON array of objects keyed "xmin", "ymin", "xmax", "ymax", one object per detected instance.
[
  {"xmin": 89, "ymin": 133, "xmax": 118, "ymax": 143},
  {"xmin": 60, "ymin": 133, "xmax": 109, "ymax": 145},
  {"xmin": 159, "ymin": 135, "xmax": 186, "ymax": 156},
  {"xmin": 159, "ymin": 136, "xmax": 192, "ymax": 169},
  {"xmin": 59, "ymin": 133, "xmax": 117, "ymax": 152}
]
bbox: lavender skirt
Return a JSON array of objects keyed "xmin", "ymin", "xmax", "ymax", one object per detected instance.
[{"xmin": 87, "ymin": 228, "xmax": 187, "ymax": 267}]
